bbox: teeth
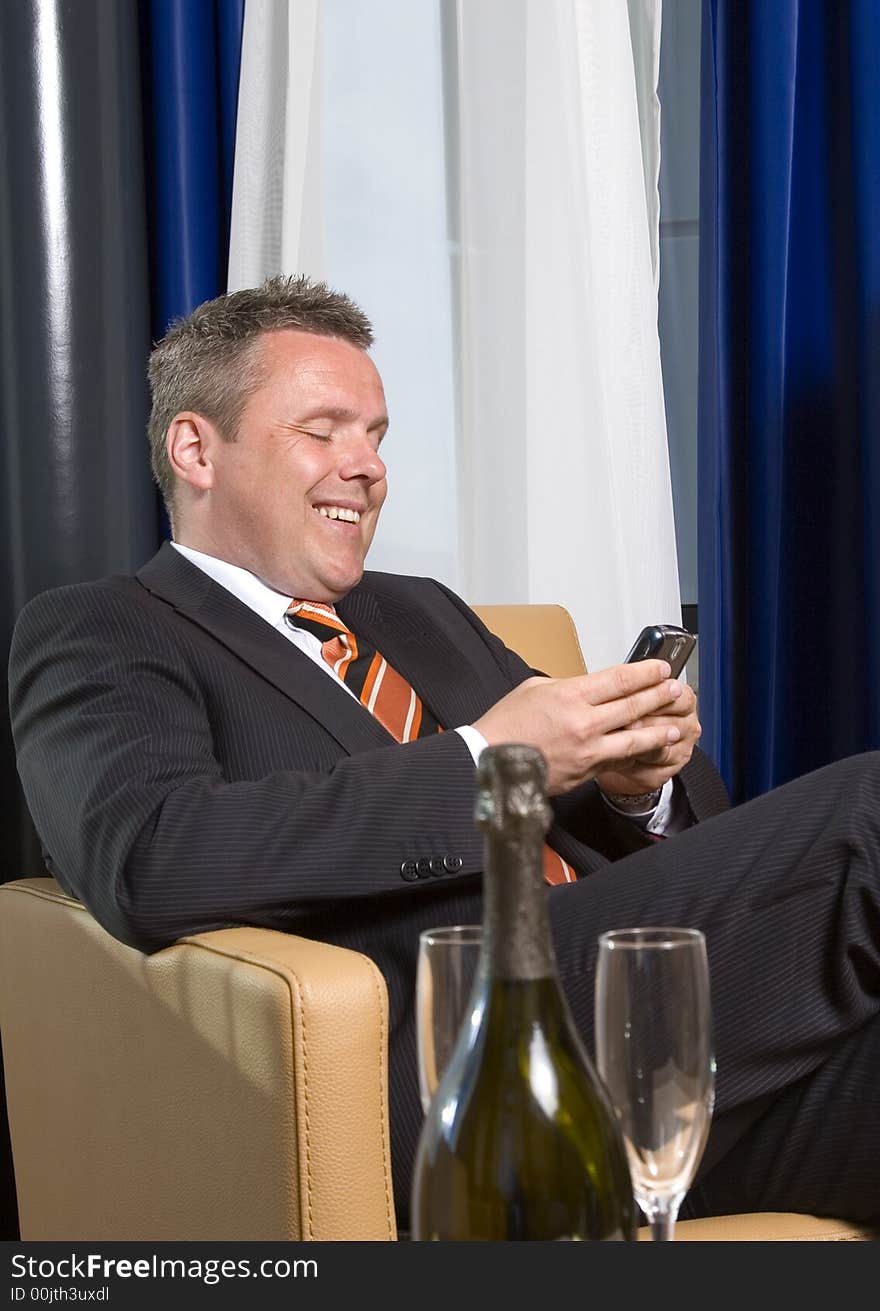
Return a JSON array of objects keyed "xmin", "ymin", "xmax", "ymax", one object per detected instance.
[{"xmin": 316, "ymin": 505, "xmax": 361, "ymax": 523}]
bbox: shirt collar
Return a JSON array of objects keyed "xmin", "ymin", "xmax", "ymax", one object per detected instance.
[{"xmin": 170, "ymin": 542, "xmax": 293, "ymax": 630}]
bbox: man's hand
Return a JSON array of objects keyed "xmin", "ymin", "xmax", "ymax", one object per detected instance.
[
  {"xmin": 472, "ymin": 660, "xmax": 684, "ymax": 796},
  {"xmin": 595, "ymin": 679, "xmax": 701, "ymax": 799}
]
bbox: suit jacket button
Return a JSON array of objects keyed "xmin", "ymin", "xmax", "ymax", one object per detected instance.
[
  {"xmin": 400, "ymin": 860, "xmax": 419, "ymax": 882},
  {"xmin": 416, "ymin": 857, "xmax": 433, "ymax": 879},
  {"xmin": 430, "ymin": 858, "xmax": 446, "ymax": 876},
  {"xmin": 443, "ymin": 855, "xmax": 463, "ymax": 872}
]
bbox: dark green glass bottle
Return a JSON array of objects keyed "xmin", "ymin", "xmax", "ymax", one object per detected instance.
[{"xmin": 411, "ymin": 743, "xmax": 636, "ymax": 1241}]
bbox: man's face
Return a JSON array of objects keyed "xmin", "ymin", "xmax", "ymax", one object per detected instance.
[{"xmin": 193, "ymin": 329, "xmax": 388, "ymax": 601}]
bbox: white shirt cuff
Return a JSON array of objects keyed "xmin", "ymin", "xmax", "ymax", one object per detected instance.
[
  {"xmin": 646, "ymin": 778, "xmax": 675, "ymax": 834},
  {"xmin": 455, "ymin": 724, "xmax": 489, "ymax": 766}
]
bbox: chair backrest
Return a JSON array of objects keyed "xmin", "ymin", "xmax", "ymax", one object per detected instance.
[{"xmin": 470, "ymin": 603, "xmax": 588, "ymax": 678}]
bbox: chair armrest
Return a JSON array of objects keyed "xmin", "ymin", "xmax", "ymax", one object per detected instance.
[
  {"xmin": 0, "ymin": 878, "xmax": 396, "ymax": 1241},
  {"xmin": 649, "ymin": 1212, "xmax": 879, "ymax": 1241}
]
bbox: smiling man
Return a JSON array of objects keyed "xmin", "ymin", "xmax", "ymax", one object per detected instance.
[
  {"xmin": 161, "ymin": 326, "xmax": 389, "ymax": 602},
  {"xmin": 10, "ymin": 274, "xmax": 880, "ymax": 1233}
]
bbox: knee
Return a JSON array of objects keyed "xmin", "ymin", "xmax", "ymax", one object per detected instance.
[
  {"xmin": 835, "ymin": 750, "xmax": 880, "ymax": 807},
  {"xmin": 830, "ymin": 750, "xmax": 880, "ymax": 779},
  {"xmin": 854, "ymin": 750, "xmax": 880, "ymax": 778}
]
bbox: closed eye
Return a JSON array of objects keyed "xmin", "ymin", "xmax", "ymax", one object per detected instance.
[
  {"xmin": 289, "ymin": 424, "xmax": 333, "ymax": 442},
  {"xmin": 285, "ymin": 420, "xmax": 387, "ymax": 448}
]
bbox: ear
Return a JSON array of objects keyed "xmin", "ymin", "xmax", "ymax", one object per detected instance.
[{"xmin": 166, "ymin": 412, "xmax": 219, "ymax": 493}]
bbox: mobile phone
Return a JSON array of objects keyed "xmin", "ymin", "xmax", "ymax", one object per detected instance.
[{"xmin": 624, "ymin": 624, "xmax": 696, "ymax": 679}]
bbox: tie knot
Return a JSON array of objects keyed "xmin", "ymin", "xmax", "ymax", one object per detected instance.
[{"xmin": 286, "ymin": 600, "xmax": 350, "ymax": 641}]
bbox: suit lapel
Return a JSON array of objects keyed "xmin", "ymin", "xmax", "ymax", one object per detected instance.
[
  {"xmin": 337, "ymin": 581, "xmax": 496, "ymax": 730},
  {"xmin": 137, "ymin": 545, "xmax": 498, "ymax": 745},
  {"xmin": 136, "ymin": 544, "xmax": 393, "ymax": 754}
]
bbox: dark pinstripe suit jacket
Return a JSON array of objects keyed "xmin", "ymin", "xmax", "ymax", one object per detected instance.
[{"xmin": 9, "ymin": 541, "xmax": 730, "ymax": 977}]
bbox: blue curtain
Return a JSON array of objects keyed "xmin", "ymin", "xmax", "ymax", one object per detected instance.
[
  {"xmin": 698, "ymin": 0, "xmax": 880, "ymax": 804},
  {"xmin": 139, "ymin": 0, "xmax": 244, "ymax": 538},
  {"xmin": 140, "ymin": 0, "xmax": 244, "ymax": 338}
]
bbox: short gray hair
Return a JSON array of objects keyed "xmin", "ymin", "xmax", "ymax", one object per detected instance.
[{"xmin": 147, "ymin": 274, "xmax": 374, "ymax": 516}]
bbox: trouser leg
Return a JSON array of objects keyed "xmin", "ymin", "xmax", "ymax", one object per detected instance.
[
  {"xmin": 680, "ymin": 1009, "xmax": 880, "ymax": 1222},
  {"xmin": 550, "ymin": 751, "xmax": 880, "ymax": 1219}
]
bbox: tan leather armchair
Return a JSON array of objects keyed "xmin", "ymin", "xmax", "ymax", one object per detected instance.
[{"xmin": 0, "ymin": 604, "xmax": 874, "ymax": 1242}]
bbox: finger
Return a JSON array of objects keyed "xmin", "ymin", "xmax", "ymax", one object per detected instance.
[
  {"xmin": 580, "ymin": 660, "xmax": 673, "ymax": 706},
  {"xmin": 599, "ymin": 723, "xmax": 681, "ymax": 767},
  {"xmin": 633, "ymin": 730, "xmax": 700, "ymax": 771},
  {"xmin": 632, "ymin": 743, "xmax": 680, "ymax": 768},
  {"xmin": 625, "ymin": 686, "xmax": 696, "ymax": 728},
  {"xmin": 651, "ymin": 685, "xmax": 698, "ymax": 717},
  {"xmin": 591, "ymin": 680, "xmax": 684, "ymax": 735},
  {"xmin": 636, "ymin": 710, "xmax": 701, "ymax": 734}
]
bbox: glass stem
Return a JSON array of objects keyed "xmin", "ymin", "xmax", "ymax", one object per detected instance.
[
  {"xmin": 649, "ymin": 1212, "xmax": 676, "ymax": 1241},
  {"xmin": 645, "ymin": 1200, "xmax": 679, "ymax": 1241}
]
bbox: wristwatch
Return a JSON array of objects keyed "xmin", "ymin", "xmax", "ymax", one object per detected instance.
[{"xmin": 601, "ymin": 788, "xmax": 662, "ymax": 814}]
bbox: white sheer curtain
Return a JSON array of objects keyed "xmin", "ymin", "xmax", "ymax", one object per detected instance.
[
  {"xmin": 455, "ymin": 0, "xmax": 678, "ymax": 670},
  {"xmin": 227, "ymin": 0, "xmax": 324, "ymax": 288},
  {"xmin": 230, "ymin": 0, "xmax": 462, "ymax": 589},
  {"xmin": 628, "ymin": 0, "xmax": 664, "ymax": 290},
  {"xmin": 228, "ymin": 0, "xmax": 680, "ymax": 672}
]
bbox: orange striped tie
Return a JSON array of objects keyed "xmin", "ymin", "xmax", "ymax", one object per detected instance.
[{"xmin": 286, "ymin": 600, "xmax": 576, "ymax": 885}]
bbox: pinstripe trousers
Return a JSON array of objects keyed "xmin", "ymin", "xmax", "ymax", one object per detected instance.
[{"xmin": 387, "ymin": 752, "xmax": 880, "ymax": 1226}]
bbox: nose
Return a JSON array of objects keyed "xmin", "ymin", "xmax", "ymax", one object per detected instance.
[{"xmin": 339, "ymin": 433, "xmax": 386, "ymax": 485}]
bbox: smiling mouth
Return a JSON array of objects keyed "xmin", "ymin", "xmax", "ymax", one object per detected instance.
[{"xmin": 314, "ymin": 505, "xmax": 361, "ymax": 524}]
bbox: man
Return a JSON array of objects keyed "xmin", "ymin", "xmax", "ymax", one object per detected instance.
[{"xmin": 9, "ymin": 276, "xmax": 880, "ymax": 1230}]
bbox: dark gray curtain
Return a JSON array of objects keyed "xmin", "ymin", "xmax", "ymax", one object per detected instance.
[{"xmin": 0, "ymin": 0, "xmax": 157, "ymax": 1238}]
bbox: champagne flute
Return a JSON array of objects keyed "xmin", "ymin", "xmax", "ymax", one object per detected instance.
[
  {"xmin": 416, "ymin": 925, "xmax": 482, "ymax": 1113},
  {"xmin": 594, "ymin": 927, "xmax": 715, "ymax": 1241}
]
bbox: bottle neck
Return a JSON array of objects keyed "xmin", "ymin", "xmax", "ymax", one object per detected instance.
[{"xmin": 482, "ymin": 827, "xmax": 556, "ymax": 980}]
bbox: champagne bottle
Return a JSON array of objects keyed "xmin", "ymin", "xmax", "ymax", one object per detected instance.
[{"xmin": 410, "ymin": 743, "xmax": 636, "ymax": 1241}]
